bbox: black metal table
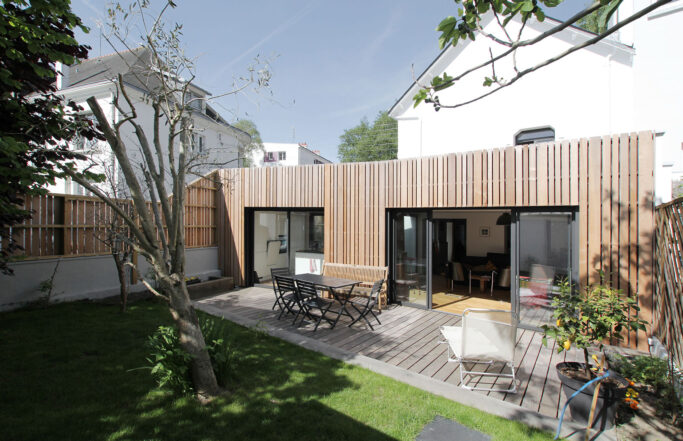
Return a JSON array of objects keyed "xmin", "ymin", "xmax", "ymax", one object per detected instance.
[{"xmin": 292, "ymin": 273, "xmax": 361, "ymax": 328}]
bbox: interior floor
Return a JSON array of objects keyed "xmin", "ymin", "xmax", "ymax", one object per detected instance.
[{"xmin": 431, "ymin": 274, "xmax": 511, "ymax": 314}]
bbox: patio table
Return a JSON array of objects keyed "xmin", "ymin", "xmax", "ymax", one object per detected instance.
[{"xmin": 292, "ymin": 273, "xmax": 362, "ymax": 328}]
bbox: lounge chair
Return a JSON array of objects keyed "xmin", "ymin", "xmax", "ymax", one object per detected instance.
[{"xmin": 440, "ymin": 308, "xmax": 517, "ymax": 393}]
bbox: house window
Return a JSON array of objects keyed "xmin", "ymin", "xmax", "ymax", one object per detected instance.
[
  {"xmin": 314, "ymin": 159, "xmax": 323, "ymax": 165},
  {"xmin": 71, "ymin": 113, "xmax": 99, "ymax": 152},
  {"xmin": 264, "ymin": 152, "xmax": 276, "ymax": 162},
  {"xmin": 514, "ymin": 127, "xmax": 555, "ymax": 145},
  {"xmin": 278, "ymin": 151, "xmax": 286, "ymax": 161},
  {"xmin": 192, "ymin": 134, "xmax": 205, "ymax": 152}
]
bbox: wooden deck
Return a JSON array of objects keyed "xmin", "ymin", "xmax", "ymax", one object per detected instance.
[{"xmin": 196, "ymin": 287, "xmax": 584, "ymax": 419}]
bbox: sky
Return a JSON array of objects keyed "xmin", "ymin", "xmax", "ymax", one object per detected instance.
[{"xmin": 71, "ymin": 0, "xmax": 586, "ymax": 162}]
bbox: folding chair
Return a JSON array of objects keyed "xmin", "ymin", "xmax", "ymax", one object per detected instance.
[
  {"xmin": 439, "ymin": 308, "xmax": 517, "ymax": 393},
  {"xmin": 273, "ymin": 275, "xmax": 301, "ymax": 323},
  {"xmin": 348, "ymin": 279, "xmax": 383, "ymax": 330},
  {"xmin": 295, "ymin": 279, "xmax": 342, "ymax": 331},
  {"xmin": 270, "ymin": 267, "xmax": 291, "ymax": 311}
]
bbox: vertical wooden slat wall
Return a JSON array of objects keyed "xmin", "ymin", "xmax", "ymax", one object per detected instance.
[
  {"xmin": 217, "ymin": 131, "xmax": 656, "ymax": 349},
  {"xmin": 10, "ymin": 176, "xmax": 217, "ymax": 259}
]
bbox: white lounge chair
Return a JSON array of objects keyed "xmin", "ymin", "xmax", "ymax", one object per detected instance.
[{"xmin": 440, "ymin": 308, "xmax": 517, "ymax": 393}]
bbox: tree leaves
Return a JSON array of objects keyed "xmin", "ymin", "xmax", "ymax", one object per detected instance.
[
  {"xmin": 0, "ymin": 0, "xmax": 102, "ymax": 274},
  {"xmin": 337, "ymin": 111, "xmax": 397, "ymax": 163}
]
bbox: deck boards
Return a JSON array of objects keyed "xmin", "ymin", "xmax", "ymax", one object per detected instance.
[{"xmin": 196, "ymin": 287, "xmax": 584, "ymax": 420}]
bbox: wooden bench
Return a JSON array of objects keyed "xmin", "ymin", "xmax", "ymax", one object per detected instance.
[{"xmin": 322, "ymin": 263, "xmax": 388, "ymax": 310}]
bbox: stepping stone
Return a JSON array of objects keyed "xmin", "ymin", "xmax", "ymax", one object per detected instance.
[{"xmin": 416, "ymin": 416, "xmax": 491, "ymax": 441}]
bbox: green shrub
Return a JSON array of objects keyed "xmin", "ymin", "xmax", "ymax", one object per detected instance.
[
  {"xmin": 146, "ymin": 325, "xmax": 193, "ymax": 394},
  {"xmin": 200, "ymin": 316, "xmax": 237, "ymax": 387},
  {"xmin": 610, "ymin": 354, "xmax": 677, "ymax": 395},
  {"xmin": 146, "ymin": 315, "xmax": 237, "ymax": 394}
]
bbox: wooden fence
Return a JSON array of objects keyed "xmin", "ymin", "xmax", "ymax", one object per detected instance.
[
  {"xmin": 653, "ymin": 197, "xmax": 683, "ymax": 367},
  {"xmin": 10, "ymin": 177, "xmax": 217, "ymax": 259}
]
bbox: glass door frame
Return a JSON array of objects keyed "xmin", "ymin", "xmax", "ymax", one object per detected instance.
[
  {"xmin": 386, "ymin": 208, "xmax": 433, "ymax": 309},
  {"xmin": 511, "ymin": 208, "xmax": 579, "ymax": 330},
  {"xmin": 245, "ymin": 207, "xmax": 324, "ymax": 286}
]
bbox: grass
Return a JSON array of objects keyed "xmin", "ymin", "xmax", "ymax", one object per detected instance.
[{"xmin": 0, "ymin": 300, "xmax": 556, "ymax": 441}]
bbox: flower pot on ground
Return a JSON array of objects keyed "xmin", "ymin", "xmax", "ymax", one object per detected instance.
[
  {"xmin": 542, "ymin": 273, "xmax": 647, "ymax": 428},
  {"xmin": 556, "ymin": 361, "xmax": 625, "ymax": 429}
]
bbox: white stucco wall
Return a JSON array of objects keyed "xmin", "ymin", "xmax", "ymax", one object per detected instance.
[
  {"xmin": 391, "ymin": 8, "xmax": 683, "ymax": 203},
  {"xmin": 626, "ymin": 1, "xmax": 683, "ymax": 203},
  {"xmin": 0, "ymin": 247, "xmax": 220, "ymax": 311}
]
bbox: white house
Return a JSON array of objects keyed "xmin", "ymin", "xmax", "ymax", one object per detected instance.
[
  {"xmin": 251, "ymin": 142, "xmax": 332, "ymax": 167},
  {"xmin": 49, "ymin": 47, "xmax": 250, "ymax": 195},
  {"xmin": 389, "ymin": 1, "xmax": 683, "ymax": 203}
]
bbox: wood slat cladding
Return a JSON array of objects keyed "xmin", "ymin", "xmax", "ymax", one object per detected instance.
[
  {"xmin": 216, "ymin": 132, "xmax": 655, "ymax": 348},
  {"xmin": 10, "ymin": 176, "xmax": 217, "ymax": 259}
]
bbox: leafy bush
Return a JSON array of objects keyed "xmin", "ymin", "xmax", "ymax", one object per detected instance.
[
  {"xmin": 146, "ymin": 315, "xmax": 237, "ymax": 394},
  {"xmin": 147, "ymin": 325, "xmax": 193, "ymax": 394},
  {"xmin": 200, "ymin": 316, "xmax": 237, "ymax": 387},
  {"xmin": 610, "ymin": 354, "xmax": 677, "ymax": 395}
]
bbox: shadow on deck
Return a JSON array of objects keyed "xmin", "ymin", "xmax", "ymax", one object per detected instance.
[{"xmin": 195, "ymin": 286, "xmax": 584, "ymax": 420}]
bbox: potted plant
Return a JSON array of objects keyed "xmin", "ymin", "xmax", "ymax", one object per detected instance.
[{"xmin": 542, "ymin": 273, "xmax": 647, "ymax": 429}]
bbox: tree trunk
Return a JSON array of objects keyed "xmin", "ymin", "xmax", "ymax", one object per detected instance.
[
  {"xmin": 113, "ymin": 252, "xmax": 128, "ymax": 313},
  {"xmin": 163, "ymin": 276, "xmax": 221, "ymax": 400}
]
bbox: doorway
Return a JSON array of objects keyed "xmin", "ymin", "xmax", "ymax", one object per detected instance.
[
  {"xmin": 512, "ymin": 210, "xmax": 577, "ymax": 328},
  {"xmin": 246, "ymin": 208, "xmax": 324, "ymax": 285}
]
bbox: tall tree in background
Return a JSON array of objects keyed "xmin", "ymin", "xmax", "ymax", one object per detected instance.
[
  {"xmin": 0, "ymin": 0, "xmax": 100, "ymax": 274},
  {"xmin": 413, "ymin": 0, "xmax": 671, "ymax": 110},
  {"xmin": 337, "ymin": 111, "xmax": 397, "ymax": 163},
  {"xmin": 232, "ymin": 119, "xmax": 264, "ymax": 167}
]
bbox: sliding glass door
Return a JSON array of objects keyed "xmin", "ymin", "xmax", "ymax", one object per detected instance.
[
  {"xmin": 391, "ymin": 212, "xmax": 430, "ymax": 308},
  {"xmin": 251, "ymin": 210, "xmax": 324, "ymax": 283},
  {"xmin": 513, "ymin": 211, "xmax": 576, "ymax": 328}
]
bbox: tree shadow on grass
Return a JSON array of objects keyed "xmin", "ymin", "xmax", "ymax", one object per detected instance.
[{"xmin": 0, "ymin": 300, "xmax": 398, "ymax": 441}]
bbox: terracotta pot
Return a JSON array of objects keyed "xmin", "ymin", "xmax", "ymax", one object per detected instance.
[{"xmin": 556, "ymin": 362, "xmax": 623, "ymax": 430}]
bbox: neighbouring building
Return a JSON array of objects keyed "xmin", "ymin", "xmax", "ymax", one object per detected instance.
[
  {"xmin": 388, "ymin": 2, "xmax": 683, "ymax": 204},
  {"xmin": 49, "ymin": 47, "xmax": 251, "ymax": 195},
  {"xmin": 251, "ymin": 142, "xmax": 332, "ymax": 167}
]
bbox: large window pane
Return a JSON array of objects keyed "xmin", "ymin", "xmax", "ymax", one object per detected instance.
[
  {"xmin": 253, "ymin": 211, "xmax": 288, "ymax": 282},
  {"xmin": 517, "ymin": 212, "xmax": 572, "ymax": 327},
  {"xmin": 253, "ymin": 210, "xmax": 324, "ymax": 282},
  {"xmin": 393, "ymin": 212, "xmax": 428, "ymax": 307}
]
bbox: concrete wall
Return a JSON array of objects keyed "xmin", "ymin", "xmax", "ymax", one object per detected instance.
[{"xmin": 0, "ymin": 247, "xmax": 220, "ymax": 311}]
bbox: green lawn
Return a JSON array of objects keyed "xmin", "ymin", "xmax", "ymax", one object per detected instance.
[{"xmin": 0, "ymin": 300, "xmax": 555, "ymax": 441}]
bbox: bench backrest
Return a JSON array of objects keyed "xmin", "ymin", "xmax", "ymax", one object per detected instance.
[
  {"xmin": 322, "ymin": 263, "xmax": 388, "ymax": 283},
  {"xmin": 322, "ymin": 263, "xmax": 388, "ymax": 307}
]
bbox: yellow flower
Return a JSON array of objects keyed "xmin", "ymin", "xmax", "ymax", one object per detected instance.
[
  {"xmin": 556, "ymin": 319, "xmax": 562, "ymax": 327},
  {"xmin": 563, "ymin": 340, "xmax": 571, "ymax": 351}
]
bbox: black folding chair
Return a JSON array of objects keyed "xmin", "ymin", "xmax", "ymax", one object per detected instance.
[
  {"xmin": 270, "ymin": 267, "xmax": 291, "ymax": 311},
  {"xmin": 348, "ymin": 279, "xmax": 383, "ymax": 330},
  {"xmin": 273, "ymin": 275, "xmax": 302, "ymax": 322},
  {"xmin": 295, "ymin": 280, "xmax": 343, "ymax": 331}
]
